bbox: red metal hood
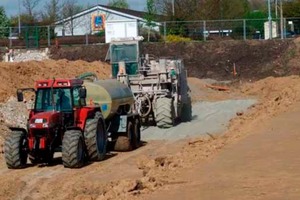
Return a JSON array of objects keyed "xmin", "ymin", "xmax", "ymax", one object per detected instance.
[{"xmin": 31, "ymin": 111, "xmax": 61, "ymax": 125}]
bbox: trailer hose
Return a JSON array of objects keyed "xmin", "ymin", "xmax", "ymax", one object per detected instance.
[{"xmin": 76, "ymin": 72, "xmax": 98, "ymax": 81}]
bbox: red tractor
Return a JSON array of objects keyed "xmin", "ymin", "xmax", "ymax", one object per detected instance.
[{"xmin": 4, "ymin": 77, "xmax": 140, "ymax": 169}]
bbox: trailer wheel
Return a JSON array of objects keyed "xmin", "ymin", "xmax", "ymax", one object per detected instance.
[
  {"xmin": 84, "ymin": 113, "xmax": 107, "ymax": 161},
  {"xmin": 181, "ymin": 96, "xmax": 192, "ymax": 122},
  {"xmin": 4, "ymin": 131, "xmax": 28, "ymax": 169},
  {"xmin": 62, "ymin": 130, "xmax": 85, "ymax": 168},
  {"xmin": 155, "ymin": 98, "xmax": 175, "ymax": 128},
  {"xmin": 114, "ymin": 121, "xmax": 134, "ymax": 151}
]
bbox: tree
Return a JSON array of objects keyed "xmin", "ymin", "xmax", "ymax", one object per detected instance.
[
  {"xmin": 0, "ymin": 6, "xmax": 10, "ymax": 38},
  {"xmin": 62, "ymin": 0, "xmax": 84, "ymax": 36},
  {"xmin": 144, "ymin": 0, "xmax": 157, "ymax": 41},
  {"xmin": 108, "ymin": 0, "xmax": 129, "ymax": 9},
  {"xmin": 22, "ymin": 0, "xmax": 41, "ymax": 22},
  {"xmin": 41, "ymin": 0, "xmax": 61, "ymax": 24},
  {"xmin": 283, "ymin": 0, "xmax": 300, "ymax": 17},
  {"xmin": 202, "ymin": 0, "xmax": 250, "ymax": 20}
]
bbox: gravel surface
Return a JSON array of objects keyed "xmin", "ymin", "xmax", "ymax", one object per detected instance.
[
  {"xmin": 13, "ymin": 49, "xmax": 49, "ymax": 62},
  {"xmin": 142, "ymin": 99, "xmax": 257, "ymax": 141}
]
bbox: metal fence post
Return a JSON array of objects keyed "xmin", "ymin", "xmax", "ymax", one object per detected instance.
[
  {"xmin": 243, "ymin": 19, "xmax": 246, "ymax": 40},
  {"xmin": 283, "ymin": 18, "xmax": 287, "ymax": 39},
  {"xmin": 47, "ymin": 26, "xmax": 51, "ymax": 46},
  {"xmin": 9, "ymin": 27, "xmax": 12, "ymax": 48},
  {"xmin": 164, "ymin": 22, "xmax": 167, "ymax": 41},
  {"xmin": 86, "ymin": 33, "xmax": 89, "ymax": 45},
  {"xmin": 203, "ymin": 21, "xmax": 206, "ymax": 41}
]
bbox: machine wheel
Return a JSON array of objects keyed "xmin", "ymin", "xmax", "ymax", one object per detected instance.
[
  {"xmin": 4, "ymin": 131, "xmax": 28, "ymax": 169},
  {"xmin": 155, "ymin": 98, "xmax": 175, "ymax": 128},
  {"xmin": 84, "ymin": 113, "xmax": 107, "ymax": 161},
  {"xmin": 62, "ymin": 130, "xmax": 85, "ymax": 168},
  {"xmin": 181, "ymin": 96, "xmax": 192, "ymax": 122},
  {"xmin": 114, "ymin": 121, "xmax": 135, "ymax": 151}
]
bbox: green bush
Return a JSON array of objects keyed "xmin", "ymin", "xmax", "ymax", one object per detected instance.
[{"xmin": 165, "ymin": 34, "xmax": 192, "ymax": 42}]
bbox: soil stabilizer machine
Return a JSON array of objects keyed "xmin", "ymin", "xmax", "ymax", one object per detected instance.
[
  {"xmin": 4, "ymin": 76, "xmax": 140, "ymax": 169},
  {"xmin": 107, "ymin": 36, "xmax": 192, "ymax": 128}
]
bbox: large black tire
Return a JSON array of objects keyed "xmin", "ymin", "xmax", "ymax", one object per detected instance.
[
  {"xmin": 155, "ymin": 98, "xmax": 175, "ymax": 128},
  {"xmin": 181, "ymin": 96, "xmax": 192, "ymax": 122},
  {"xmin": 4, "ymin": 131, "xmax": 28, "ymax": 169},
  {"xmin": 84, "ymin": 113, "xmax": 107, "ymax": 161},
  {"xmin": 62, "ymin": 130, "xmax": 85, "ymax": 168},
  {"xmin": 114, "ymin": 121, "xmax": 134, "ymax": 152}
]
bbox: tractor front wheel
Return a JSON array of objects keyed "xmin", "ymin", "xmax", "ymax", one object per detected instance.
[
  {"xmin": 62, "ymin": 130, "xmax": 85, "ymax": 168},
  {"xmin": 84, "ymin": 113, "xmax": 107, "ymax": 161},
  {"xmin": 4, "ymin": 131, "xmax": 28, "ymax": 169}
]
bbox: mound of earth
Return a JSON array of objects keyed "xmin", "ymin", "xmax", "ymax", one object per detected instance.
[
  {"xmin": 0, "ymin": 59, "xmax": 110, "ymax": 103},
  {"xmin": 51, "ymin": 39, "xmax": 300, "ymax": 81}
]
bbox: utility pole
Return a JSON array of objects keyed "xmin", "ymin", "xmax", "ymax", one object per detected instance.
[
  {"xmin": 172, "ymin": 0, "xmax": 175, "ymax": 16},
  {"xmin": 280, "ymin": 0, "xmax": 284, "ymax": 39},
  {"xmin": 268, "ymin": 0, "xmax": 272, "ymax": 39},
  {"xmin": 275, "ymin": 0, "xmax": 278, "ymax": 19},
  {"xmin": 18, "ymin": 0, "xmax": 21, "ymax": 35}
]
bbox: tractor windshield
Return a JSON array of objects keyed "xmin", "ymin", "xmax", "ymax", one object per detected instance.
[
  {"xmin": 111, "ymin": 43, "xmax": 138, "ymax": 63},
  {"xmin": 35, "ymin": 88, "xmax": 72, "ymax": 112}
]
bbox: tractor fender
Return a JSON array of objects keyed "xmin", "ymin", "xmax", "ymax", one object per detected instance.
[{"xmin": 8, "ymin": 127, "xmax": 28, "ymax": 135}]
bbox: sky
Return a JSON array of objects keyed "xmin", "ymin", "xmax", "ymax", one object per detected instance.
[{"xmin": 0, "ymin": 0, "xmax": 147, "ymax": 17}]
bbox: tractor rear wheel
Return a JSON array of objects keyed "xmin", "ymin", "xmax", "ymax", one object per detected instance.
[
  {"xmin": 84, "ymin": 113, "xmax": 107, "ymax": 161},
  {"xmin": 181, "ymin": 96, "xmax": 192, "ymax": 122},
  {"xmin": 62, "ymin": 130, "xmax": 85, "ymax": 168},
  {"xmin": 4, "ymin": 131, "xmax": 28, "ymax": 169},
  {"xmin": 155, "ymin": 98, "xmax": 175, "ymax": 128},
  {"xmin": 114, "ymin": 121, "xmax": 135, "ymax": 151}
]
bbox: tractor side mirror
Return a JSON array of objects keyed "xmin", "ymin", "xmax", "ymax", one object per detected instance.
[
  {"xmin": 79, "ymin": 87, "xmax": 87, "ymax": 99},
  {"xmin": 17, "ymin": 90, "xmax": 24, "ymax": 102}
]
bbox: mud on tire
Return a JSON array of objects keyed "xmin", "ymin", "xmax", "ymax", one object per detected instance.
[
  {"xmin": 62, "ymin": 130, "xmax": 85, "ymax": 168},
  {"xmin": 4, "ymin": 131, "xmax": 28, "ymax": 169},
  {"xmin": 155, "ymin": 98, "xmax": 175, "ymax": 128},
  {"xmin": 84, "ymin": 113, "xmax": 107, "ymax": 161}
]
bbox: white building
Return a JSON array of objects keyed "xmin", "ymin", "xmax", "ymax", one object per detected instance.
[{"xmin": 54, "ymin": 4, "xmax": 160, "ymax": 37}]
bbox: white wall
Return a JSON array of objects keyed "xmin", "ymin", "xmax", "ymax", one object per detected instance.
[{"xmin": 55, "ymin": 9, "xmax": 139, "ymax": 36}]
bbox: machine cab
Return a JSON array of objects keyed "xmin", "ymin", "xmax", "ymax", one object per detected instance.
[
  {"xmin": 33, "ymin": 79, "xmax": 86, "ymax": 113},
  {"xmin": 107, "ymin": 37, "xmax": 142, "ymax": 78}
]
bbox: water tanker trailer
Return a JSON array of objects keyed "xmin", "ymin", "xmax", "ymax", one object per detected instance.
[{"xmin": 4, "ymin": 77, "xmax": 140, "ymax": 169}]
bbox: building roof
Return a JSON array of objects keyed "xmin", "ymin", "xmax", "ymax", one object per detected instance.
[{"xmin": 55, "ymin": 4, "xmax": 154, "ymax": 25}]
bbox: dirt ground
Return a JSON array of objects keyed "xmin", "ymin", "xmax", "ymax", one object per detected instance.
[
  {"xmin": 0, "ymin": 76, "xmax": 300, "ymax": 200},
  {"xmin": 0, "ymin": 73, "xmax": 300, "ymax": 199},
  {"xmin": 1, "ymin": 37, "xmax": 300, "ymax": 199}
]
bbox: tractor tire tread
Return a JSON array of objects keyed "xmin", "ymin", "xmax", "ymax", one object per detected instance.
[{"xmin": 62, "ymin": 130, "xmax": 84, "ymax": 168}]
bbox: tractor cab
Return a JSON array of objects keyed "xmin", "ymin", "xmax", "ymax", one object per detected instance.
[
  {"xmin": 107, "ymin": 37, "xmax": 143, "ymax": 78},
  {"xmin": 17, "ymin": 78, "xmax": 87, "ymax": 128}
]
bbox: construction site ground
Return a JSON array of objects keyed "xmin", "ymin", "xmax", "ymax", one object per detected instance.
[{"xmin": 0, "ymin": 38, "xmax": 300, "ymax": 199}]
